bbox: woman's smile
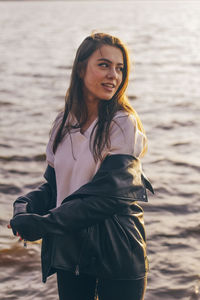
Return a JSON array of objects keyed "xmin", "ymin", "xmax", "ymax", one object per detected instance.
[{"xmin": 102, "ymin": 82, "xmax": 116, "ymax": 92}]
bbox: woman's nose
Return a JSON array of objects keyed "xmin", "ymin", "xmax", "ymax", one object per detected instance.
[{"xmin": 107, "ymin": 67, "xmax": 117, "ymax": 79}]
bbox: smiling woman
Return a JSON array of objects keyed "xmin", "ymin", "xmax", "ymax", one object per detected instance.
[{"xmin": 9, "ymin": 32, "xmax": 153, "ymax": 300}]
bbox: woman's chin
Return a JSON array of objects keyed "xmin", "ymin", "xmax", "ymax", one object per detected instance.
[{"xmin": 99, "ymin": 93, "xmax": 115, "ymax": 101}]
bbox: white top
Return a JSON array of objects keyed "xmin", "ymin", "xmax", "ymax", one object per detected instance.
[{"xmin": 46, "ymin": 111, "xmax": 145, "ymax": 207}]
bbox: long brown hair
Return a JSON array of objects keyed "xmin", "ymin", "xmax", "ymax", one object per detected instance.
[{"xmin": 52, "ymin": 32, "xmax": 147, "ymax": 160}]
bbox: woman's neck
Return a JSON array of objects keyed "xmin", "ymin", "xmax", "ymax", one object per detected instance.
[
  {"xmin": 86, "ymin": 97, "xmax": 99, "ymax": 119},
  {"xmin": 80, "ymin": 98, "xmax": 99, "ymax": 133}
]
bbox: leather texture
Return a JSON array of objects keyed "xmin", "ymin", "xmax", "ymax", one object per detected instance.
[{"xmin": 11, "ymin": 154, "xmax": 153, "ymax": 282}]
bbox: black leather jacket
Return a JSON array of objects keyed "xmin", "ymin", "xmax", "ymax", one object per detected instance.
[{"xmin": 11, "ymin": 154, "xmax": 154, "ymax": 283}]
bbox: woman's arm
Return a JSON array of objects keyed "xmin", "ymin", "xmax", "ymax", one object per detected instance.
[
  {"xmin": 10, "ymin": 155, "xmax": 152, "ymax": 241},
  {"xmin": 10, "ymin": 166, "xmax": 56, "ymax": 238},
  {"xmin": 12, "ymin": 165, "xmax": 56, "ymax": 218},
  {"xmin": 13, "ymin": 183, "xmax": 55, "ymax": 216}
]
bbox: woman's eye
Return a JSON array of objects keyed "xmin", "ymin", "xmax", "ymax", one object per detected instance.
[
  {"xmin": 117, "ymin": 67, "xmax": 124, "ymax": 72},
  {"xmin": 99, "ymin": 63, "xmax": 108, "ymax": 68}
]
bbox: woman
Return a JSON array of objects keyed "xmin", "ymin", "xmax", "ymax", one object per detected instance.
[{"xmin": 9, "ymin": 33, "xmax": 153, "ymax": 300}]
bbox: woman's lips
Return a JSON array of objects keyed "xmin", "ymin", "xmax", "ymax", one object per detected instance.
[{"xmin": 102, "ymin": 83, "xmax": 115, "ymax": 92}]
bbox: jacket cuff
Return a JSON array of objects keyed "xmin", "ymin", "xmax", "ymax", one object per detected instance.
[{"xmin": 13, "ymin": 202, "xmax": 28, "ymax": 217}]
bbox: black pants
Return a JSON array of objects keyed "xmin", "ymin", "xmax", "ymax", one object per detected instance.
[{"xmin": 57, "ymin": 270, "xmax": 147, "ymax": 300}]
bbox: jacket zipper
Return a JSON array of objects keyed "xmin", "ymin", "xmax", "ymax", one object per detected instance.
[
  {"xmin": 75, "ymin": 264, "xmax": 80, "ymax": 276},
  {"xmin": 74, "ymin": 229, "xmax": 90, "ymax": 276}
]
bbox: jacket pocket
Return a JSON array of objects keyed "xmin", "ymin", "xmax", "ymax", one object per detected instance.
[
  {"xmin": 112, "ymin": 214, "xmax": 147, "ymax": 276},
  {"xmin": 51, "ymin": 229, "xmax": 88, "ymax": 271},
  {"xmin": 82, "ymin": 214, "xmax": 146, "ymax": 279}
]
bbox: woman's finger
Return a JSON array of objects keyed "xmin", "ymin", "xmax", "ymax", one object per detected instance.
[{"xmin": 8, "ymin": 223, "xmax": 23, "ymax": 239}]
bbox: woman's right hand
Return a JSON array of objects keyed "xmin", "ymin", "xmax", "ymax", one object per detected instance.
[
  {"xmin": 9, "ymin": 213, "xmax": 46, "ymax": 242},
  {"xmin": 7, "ymin": 223, "xmax": 23, "ymax": 241}
]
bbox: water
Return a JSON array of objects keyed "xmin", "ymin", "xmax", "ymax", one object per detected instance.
[{"xmin": 0, "ymin": 1, "xmax": 200, "ymax": 299}]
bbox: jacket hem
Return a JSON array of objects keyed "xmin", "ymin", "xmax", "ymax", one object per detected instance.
[{"xmin": 44, "ymin": 263, "xmax": 148, "ymax": 281}]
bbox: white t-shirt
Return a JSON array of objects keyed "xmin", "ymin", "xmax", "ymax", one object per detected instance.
[{"xmin": 46, "ymin": 111, "xmax": 145, "ymax": 207}]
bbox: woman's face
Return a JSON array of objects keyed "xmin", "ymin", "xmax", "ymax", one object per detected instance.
[{"xmin": 81, "ymin": 45, "xmax": 124, "ymax": 103}]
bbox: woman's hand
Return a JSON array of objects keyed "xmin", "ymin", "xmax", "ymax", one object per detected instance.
[
  {"xmin": 7, "ymin": 223, "xmax": 24, "ymax": 242},
  {"xmin": 9, "ymin": 213, "xmax": 47, "ymax": 242}
]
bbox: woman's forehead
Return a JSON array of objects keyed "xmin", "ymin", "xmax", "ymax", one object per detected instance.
[{"xmin": 90, "ymin": 45, "xmax": 124, "ymax": 64}]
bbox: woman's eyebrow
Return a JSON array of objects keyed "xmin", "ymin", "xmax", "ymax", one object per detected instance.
[{"xmin": 97, "ymin": 58, "xmax": 124, "ymax": 66}]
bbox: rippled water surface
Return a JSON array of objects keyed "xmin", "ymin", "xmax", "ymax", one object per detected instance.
[{"xmin": 0, "ymin": 1, "xmax": 200, "ymax": 299}]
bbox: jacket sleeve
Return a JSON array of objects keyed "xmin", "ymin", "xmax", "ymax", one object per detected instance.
[
  {"xmin": 13, "ymin": 165, "xmax": 56, "ymax": 217},
  {"xmin": 10, "ymin": 155, "xmax": 153, "ymax": 241},
  {"xmin": 10, "ymin": 193, "xmax": 135, "ymax": 241},
  {"xmin": 13, "ymin": 183, "xmax": 54, "ymax": 216}
]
